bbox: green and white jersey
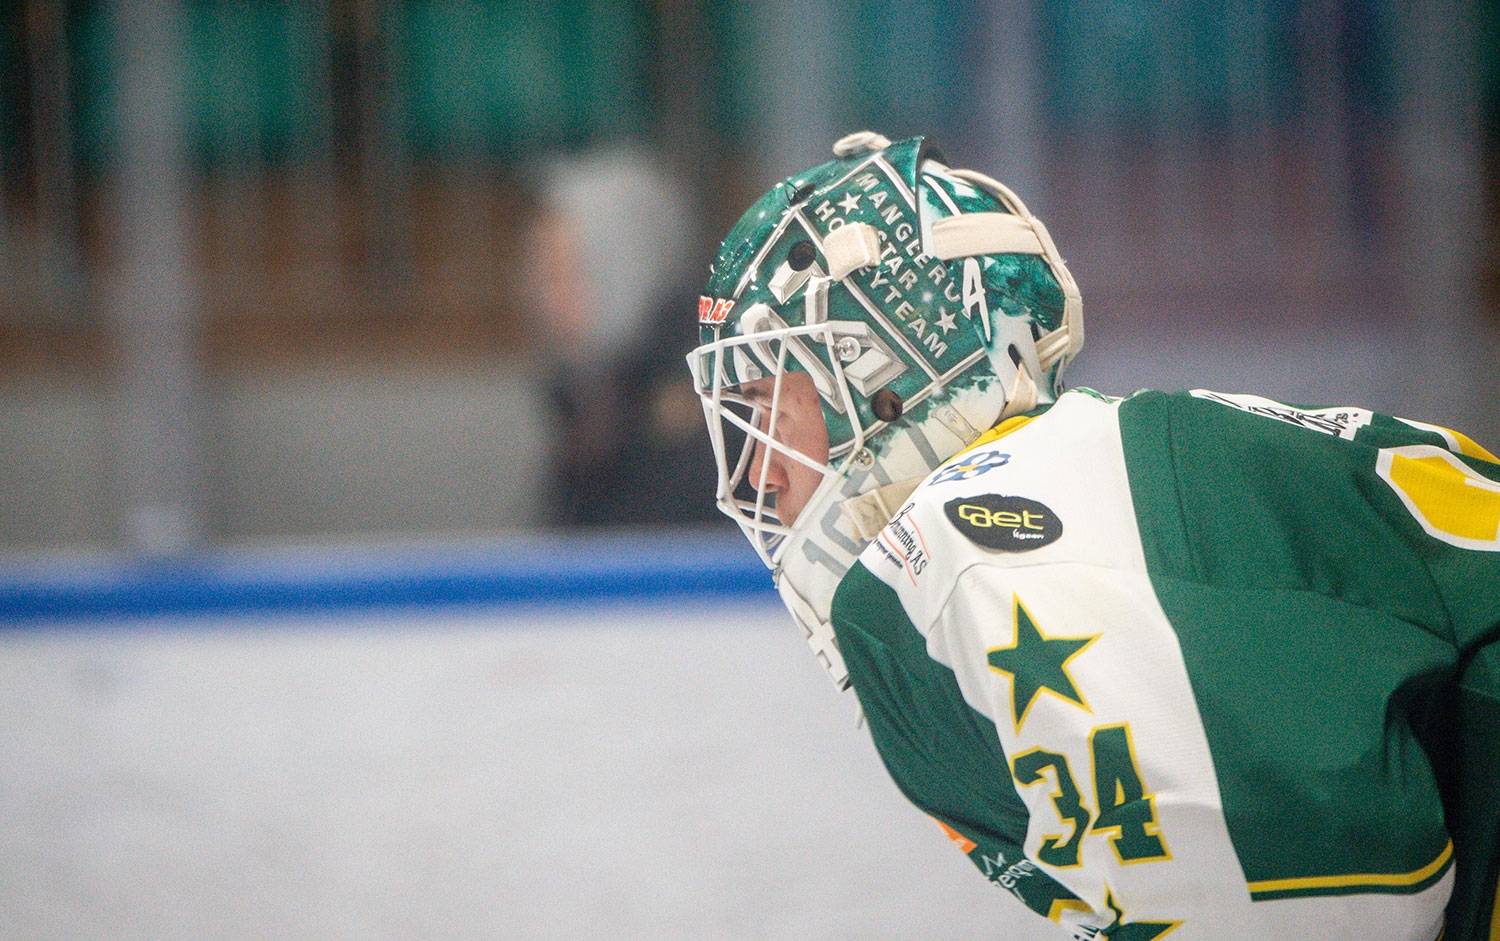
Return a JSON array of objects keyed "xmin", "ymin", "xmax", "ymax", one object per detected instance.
[{"xmin": 831, "ymin": 388, "xmax": 1500, "ymax": 940}]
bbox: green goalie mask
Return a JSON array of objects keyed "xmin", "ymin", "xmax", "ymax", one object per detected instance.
[{"xmin": 687, "ymin": 132, "xmax": 1083, "ymax": 689}]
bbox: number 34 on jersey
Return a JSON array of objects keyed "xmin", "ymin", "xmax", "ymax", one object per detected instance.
[{"xmin": 987, "ymin": 596, "xmax": 1171, "ymax": 870}]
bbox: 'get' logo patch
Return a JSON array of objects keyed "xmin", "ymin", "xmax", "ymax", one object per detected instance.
[{"xmin": 944, "ymin": 494, "xmax": 1062, "ymax": 552}]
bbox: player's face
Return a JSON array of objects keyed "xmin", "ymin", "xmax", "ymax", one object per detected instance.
[{"xmin": 737, "ymin": 372, "xmax": 830, "ymax": 527}]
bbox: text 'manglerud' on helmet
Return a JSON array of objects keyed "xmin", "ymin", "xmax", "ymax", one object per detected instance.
[{"xmin": 688, "ymin": 131, "xmax": 1082, "ymax": 689}]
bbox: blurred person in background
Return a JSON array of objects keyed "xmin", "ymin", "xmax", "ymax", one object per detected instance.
[
  {"xmin": 525, "ymin": 143, "xmax": 722, "ymax": 528},
  {"xmin": 689, "ymin": 131, "xmax": 1500, "ymax": 939}
]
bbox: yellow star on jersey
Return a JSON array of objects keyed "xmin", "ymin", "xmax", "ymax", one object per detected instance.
[{"xmin": 986, "ymin": 596, "xmax": 1098, "ymax": 733}]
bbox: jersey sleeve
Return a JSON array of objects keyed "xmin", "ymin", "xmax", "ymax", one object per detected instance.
[
  {"xmin": 1352, "ymin": 410, "xmax": 1500, "ymax": 938},
  {"xmin": 831, "ymin": 560, "xmax": 1082, "ymax": 934},
  {"xmin": 1123, "ymin": 390, "xmax": 1500, "ymax": 939},
  {"xmin": 1440, "ymin": 638, "xmax": 1500, "ymax": 940}
]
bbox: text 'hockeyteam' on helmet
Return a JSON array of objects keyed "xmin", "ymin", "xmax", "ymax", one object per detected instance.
[{"xmin": 687, "ymin": 131, "xmax": 1083, "ymax": 689}]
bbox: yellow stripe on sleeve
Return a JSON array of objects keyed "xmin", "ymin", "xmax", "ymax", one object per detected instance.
[{"xmin": 1245, "ymin": 841, "xmax": 1453, "ymax": 896}]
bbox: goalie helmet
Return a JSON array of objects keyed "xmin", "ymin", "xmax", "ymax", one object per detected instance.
[{"xmin": 687, "ymin": 132, "xmax": 1082, "ymax": 689}]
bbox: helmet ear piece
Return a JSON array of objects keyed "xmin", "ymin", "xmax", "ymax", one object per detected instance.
[{"xmin": 871, "ymin": 389, "xmax": 903, "ymax": 423}]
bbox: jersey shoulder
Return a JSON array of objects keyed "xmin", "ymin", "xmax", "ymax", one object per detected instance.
[
  {"xmin": 1118, "ymin": 387, "xmax": 1500, "ymax": 646},
  {"xmin": 1132, "ymin": 388, "xmax": 1498, "ymax": 463},
  {"xmin": 856, "ymin": 390, "xmax": 1142, "ymax": 634}
]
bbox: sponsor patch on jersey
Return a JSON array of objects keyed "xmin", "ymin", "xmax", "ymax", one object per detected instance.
[
  {"xmin": 875, "ymin": 502, "xmax": 930, "ymax": 583},
  {"xmin": 1191, "ymin": 389, "xmax": 1373, "ymax": 440},
  {"xmin": 698, "ymin": 295, "xmax": 734, "ymax": 325},
  {"xmin": 931, "ymin": 448, "xmax": 1011, "ymax": 485},
  {"xmin": 944, "ymin": 494, "xmax": 1062, "ymax": 551}
]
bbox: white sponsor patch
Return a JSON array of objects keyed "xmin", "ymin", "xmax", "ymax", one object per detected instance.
[
  {"xmin": 874, "ymin": 502, "xmax": 931, "ymax": 585},
  {"xmin": 1191, "ymin": 390, "xmax": 1373, "ymax": 440}
]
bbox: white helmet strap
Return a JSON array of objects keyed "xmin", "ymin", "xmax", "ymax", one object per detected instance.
[
  {"xmin": 840, "ymin": 477, "xmax": 925, "ymax": 541},
  {"xmin": 929, "ymin": 212, "xmax": 1046, "ymax": 258},
  {"xmin": 822, "ymin": 222, "xmax": 883, "ymax": 280},
  {"xmin": 942, "ymin": 167, "xmax": 1085, "ymax": 374},
  {"xmin": 1003, "ymin": 357, "xmax": 1041, "ymax": 418}
]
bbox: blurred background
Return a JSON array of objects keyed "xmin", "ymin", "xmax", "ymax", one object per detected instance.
[
  {"xmin": 2, "ymin": 4, "xmax": 1499, "ymax": 938},
  {"xmin": 1, "ymin": 0, "xmax": 1496, "ymax": 556}
]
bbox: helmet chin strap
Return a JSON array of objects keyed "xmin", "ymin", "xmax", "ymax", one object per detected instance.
[{"xmin": 1000, "ymin": 357, "xmax": 1040, "ymax": 419}]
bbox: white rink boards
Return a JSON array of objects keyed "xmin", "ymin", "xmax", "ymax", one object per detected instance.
[{"xmin": 0, "ymin": 598, "xmax": 1003, "ymax": 940}]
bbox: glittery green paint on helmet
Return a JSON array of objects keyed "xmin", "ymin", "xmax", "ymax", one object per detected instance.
[{"xmin": 688, "ymin": 131, "xmax": 1082, "ymax": 688}]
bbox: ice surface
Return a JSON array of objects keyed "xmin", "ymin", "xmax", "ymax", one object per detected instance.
[{"xmin": 0, "ymin": 599, "xmax": 1004, "ymax": 940}]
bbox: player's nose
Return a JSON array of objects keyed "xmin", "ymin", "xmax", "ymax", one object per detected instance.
[{"xmin": 750, "ymin": 429, "xmax": 788, "ymax": 496}]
